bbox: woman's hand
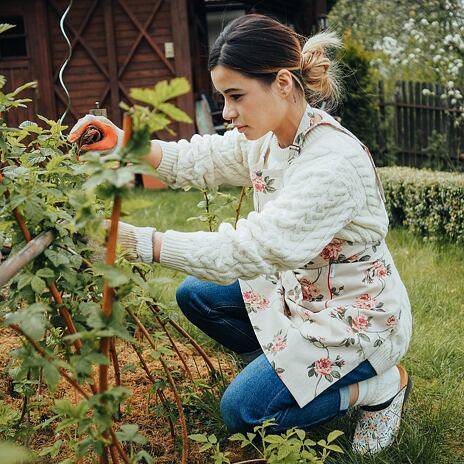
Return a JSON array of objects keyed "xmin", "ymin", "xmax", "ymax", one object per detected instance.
[{"xmin": 68, "ymin": 115, "xmax": 123, "ymax": 155}]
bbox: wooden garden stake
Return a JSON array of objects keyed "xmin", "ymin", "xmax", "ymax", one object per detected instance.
[{"xmin": 98, "ymin": 114, "xmax": 132, "ymax": 463}]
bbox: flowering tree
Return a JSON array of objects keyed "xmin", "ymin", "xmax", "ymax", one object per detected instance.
[{"xmin": 329, "ymin": 0, "xmax": 464, "ymax": 124}]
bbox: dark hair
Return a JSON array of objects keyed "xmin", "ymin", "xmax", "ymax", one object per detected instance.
[{"xmin": 208, "ymin": 14, "xmax": 341, "ymax": 108}]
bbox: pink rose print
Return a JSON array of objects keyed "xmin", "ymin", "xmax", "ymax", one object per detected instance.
[
  {"xmin": 301, "ymin": 309, "xmax": 314, "ymax": 321},
  {"xmin": 300, "ymin": 278, "xmax": 322, "ymax": 301},
  {"xmin": 373, "ymin": 259, "xmax": 388, "ymax": 277},
  {"xmin": 320, "ymin": 239, "xmax": 345, "ymax": 261},
  {"xmin": 314, "ymin": 358, "xmax": 333, "ymax": 376},
  {"xmin": 386, "ymin": 315, "xmax": 398, "ymax": 328},
  {"xmin": 252, "ymin": 175, "xmax": 266, "ymax": 193},
  {"xmin": 353, "ymin": 293, "xmax": 376, "ymax": 310},
  {"xmin": 252, "ymin": 171, "xmax": 276, "ymax": 194},
  {"xmin": 242, "ymin": 291, "xmax": 269, "ymax": 312},
  {"xmin": 271, "ymin": 334, "xmax": 287, "ymax": 353},
  {"xmin": 352, "ymin": 315, "xmax": 369, "ymax": 332}
]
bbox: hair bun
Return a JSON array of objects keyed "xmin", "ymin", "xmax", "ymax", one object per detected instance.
[{"xmin": 300, "ymin": 31, "xmax": 341, "ymax": 109}]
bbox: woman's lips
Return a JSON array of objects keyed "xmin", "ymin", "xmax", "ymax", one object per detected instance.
[{"xmin": 236, "ymin": 125, "xmax": 247, "ymax": 133}]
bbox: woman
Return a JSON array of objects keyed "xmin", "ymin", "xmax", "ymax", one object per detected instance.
[{"xmin": 69, "ymin": 14, "xmax": 412, "ymax": 455}]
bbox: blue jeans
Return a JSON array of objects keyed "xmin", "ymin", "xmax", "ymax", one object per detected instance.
[{"xmin": 176, "ymin": 276, "xmax": 377, "ymax": 433}]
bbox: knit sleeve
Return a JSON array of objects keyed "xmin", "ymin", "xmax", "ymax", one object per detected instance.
[
  {"xmin": 159, "ymin": 149, "xmax": 366, "ymax": 285},
  {"xmin": 155, "ymin": 129, "xmax": 253, "ymax": 189}
]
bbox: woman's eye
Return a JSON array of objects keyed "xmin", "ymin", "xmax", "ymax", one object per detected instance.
[{"xmin": 231, "ymin": 95, "xmax": 243, "ymax": 101}]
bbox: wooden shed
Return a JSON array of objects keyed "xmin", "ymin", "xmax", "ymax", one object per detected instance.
[{"xmin": 0, "ymin": 0, "xmax": 336, "ymax": 139}]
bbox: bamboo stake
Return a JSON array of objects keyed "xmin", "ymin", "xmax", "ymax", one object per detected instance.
[
  {"xmin": 126, "ymin": 308, "xmax": 188, "ymax": 464},
  {"xmin": 0, "ymin": 228, "xmax": 56, "ymax": 287}
]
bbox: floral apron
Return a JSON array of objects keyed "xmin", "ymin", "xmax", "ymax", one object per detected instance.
[{"xmin": 239, "ymin": 107, "xmax": 412, "ymax": 407}]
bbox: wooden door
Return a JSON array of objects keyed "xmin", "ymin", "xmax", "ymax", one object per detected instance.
[{"xmin": 46, "ymin": 0, "xmax": 194, "ymax": 139}]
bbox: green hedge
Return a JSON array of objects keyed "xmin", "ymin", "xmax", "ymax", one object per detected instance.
[{"xmin": 379, "ymin": 167, "xmax": 464, "ymax": 243}]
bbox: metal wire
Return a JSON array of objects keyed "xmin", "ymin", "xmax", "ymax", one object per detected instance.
[{"xmin": 58, "ymin": 0, "xmax": 74, "ymax": 125}]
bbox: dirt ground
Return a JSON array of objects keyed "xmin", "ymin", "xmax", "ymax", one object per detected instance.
[{"xmin": 0, "ymin": 325, "xmax": 249, "ymax": 463}]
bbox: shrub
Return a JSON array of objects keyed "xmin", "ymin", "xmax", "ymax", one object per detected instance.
[
  {"xmin": 336, "ymin": 31, "xmax": 383, "ymax": 163},
  {"xmin": 379, "ymin": 166, "xmax": 464, "ymax": 243}
]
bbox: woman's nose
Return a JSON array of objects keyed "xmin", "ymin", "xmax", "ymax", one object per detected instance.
[{"xmin": 222, "ymin": 101, "xmax": 238, "ymax": 121}]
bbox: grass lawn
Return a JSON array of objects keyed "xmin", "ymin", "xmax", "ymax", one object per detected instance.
[{"xmin": 121, "ymin": 186, "xmax": 464, "ymax": 464}]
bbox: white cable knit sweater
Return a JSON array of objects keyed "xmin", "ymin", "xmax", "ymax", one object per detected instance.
[{"xmin": 156, "ymin": 119, "xmax": 389, "ymax": 285}]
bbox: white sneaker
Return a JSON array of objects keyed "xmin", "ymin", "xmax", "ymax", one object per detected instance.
[{"xmin": 352, "ymin": 365, "xmax": 412, "ymax": 455}]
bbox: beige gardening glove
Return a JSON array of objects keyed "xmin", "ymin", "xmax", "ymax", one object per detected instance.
[
  {"xmin": 113, "ymin": 221, "xmax": 156, "ymax": 263},
  {"xmin": 68, "ymin": 115, "xmax": 124, "ymax": 155},
  {"xmin": 89, "ymin": 221, "xmax": 156, "ymax": 263}
]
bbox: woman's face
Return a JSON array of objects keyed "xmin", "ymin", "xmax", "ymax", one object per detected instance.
[{"xmin": 210, "ymin": 65, "xmax": 288, "ymax": 140}]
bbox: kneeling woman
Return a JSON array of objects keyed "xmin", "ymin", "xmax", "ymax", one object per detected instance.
[{"xmin": 70, "ymin": 14, "xmax": 412, "ymax": 455}]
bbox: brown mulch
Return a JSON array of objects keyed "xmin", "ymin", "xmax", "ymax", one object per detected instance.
[{"xmin": 0, "ymin": 325, "xmax": 251, "ymax": 463}]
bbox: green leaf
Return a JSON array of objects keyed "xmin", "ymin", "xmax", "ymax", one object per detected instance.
[
  {"xmin": 130, "ymin": 78, "xmax": 191, "ymax": 107},
  {"xmin": 45, "ymin": 248, "xmax": 70, "ymax": 267},
  {"xmin": 157, "ymin": 102, "xmax": 192, "ymax": 123},
  {"xmin": 264, "ymin": 435, "xmax": 284, "ymax": 444},
  {"xmin": 188, "ymin": 434, "xmax": 209, "ymax": 443},
  {"xmin": 0, "ymin": 442, "xmax": 33, "ymax": 463},
  {"xmin": 5, "ymin": 303, "xmax": 49, "ymax": 340},
  {"xmin": 134, "ymin": 450, "xmax": 155, "ymax": 464},
  {"xmin": 199, "ymin": 443, "xmax": 212, "ymax": 452},
  {"xmin": 325, "ymin": 444, "xmax": 344, "ymax": 453},
  {"xmin": 116, "ymin": 424, "xmax": 147, "ymax": 445},
  {"xmin": 327, "ymin": 430, "xmax": 344, "ymax": 444},
  {"xmin": 36, "ymin": 267, "xmax": 55, "ymax": 279},
  {"xmin": 31, "ymin": 275, "xmax": 46, "ymax": 294},
  {"xmin": 17, "ymin": 273, "xmax": 33, "ymax": 290},
  {"xmin": 0, "ymin": 24, "xmax": 16, "ymax": 35},
  {"xmin": 39, "ymin": 439, "xmax": 63, "ymax": 458},
  {"xmin": 228, "ymin": 433, "xmax": 246, "ymax": 442},
  {"xmin": 246, "ymin": 432, "xmax": 256, "ymax": 442},
  {"xmin": 92, "ymin": 262, "xmax": 131, "ymax": 287},
  {"xmin": 43, "ymin": 361, "xmax": 61, "ymax": 392}
]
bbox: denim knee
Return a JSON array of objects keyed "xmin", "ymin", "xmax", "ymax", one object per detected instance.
[
  {"xmin": 175, "ymin": 276, "xmax": 202, "ymax": 318},
  {"xmin": 220, "ymin": 388, "xmax": 247, "ymax": 433}
]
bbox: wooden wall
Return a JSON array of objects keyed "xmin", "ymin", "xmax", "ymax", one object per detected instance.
[{"xmin": 0, "ymin": 0, "xmax": 195, "ymax": 140}]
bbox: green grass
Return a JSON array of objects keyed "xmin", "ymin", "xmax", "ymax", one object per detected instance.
[{"xmin": 122, "ymin": 187, "xmax": 464, "ymax": 464}]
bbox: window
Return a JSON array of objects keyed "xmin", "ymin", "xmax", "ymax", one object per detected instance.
[{"xmin": 0, "ymin": 16, "xmax": 27, "ymax": 58}]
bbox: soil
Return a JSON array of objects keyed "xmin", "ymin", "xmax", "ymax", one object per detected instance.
[{"xmin": 0, "ymin": 326, "xmax": 251, "ymax": 463}]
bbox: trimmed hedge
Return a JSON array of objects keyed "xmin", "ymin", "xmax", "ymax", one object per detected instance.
[{"xmin": 379, "ymin": 167, "xmax": 464, "ymax": 243}]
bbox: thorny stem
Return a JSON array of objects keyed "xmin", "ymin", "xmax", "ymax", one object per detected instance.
[
  {"xmin": 156, "ymin": 317, "xmax": 194, "ymax": 382},
  {"xmin": 0, "ymin": 172, "xmax": 88, "ymax": 366},
  {"xmin": 9, "ymin": 325, "xmax": 130, "ymax": 463},
  {"xmin": 148, "ymin": 304, "xmax": 216, "ymax": 373},
  {"xmin": 110, "ymin": 339, "xmax": 122, "ymax": 417},
  {"xmin": 130, "ymin": 342, "xmax": 176, "ymax": 441},
  {"xmin": 203, "ymin": 190, "xmax": 214, "ymax": 232},
  {"xmin": 126, "ymin": 308, "xmax": 188, "ymax": 464},
  {"xmin": 132, "ymin": 267, "xmax": 216, "ymax": 373},
  {"xmin": 234, "ymin": 186, "xmax": 248, "ymax": 228}
]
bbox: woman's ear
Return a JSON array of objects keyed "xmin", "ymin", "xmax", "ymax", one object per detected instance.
[{"xmin": 275, "ymin": 69, "xmax": 294, "ymax": 97}]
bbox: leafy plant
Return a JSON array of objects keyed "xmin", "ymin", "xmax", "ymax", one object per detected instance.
[
  {"xmin": 189, "ymin": 419, "xmax": 344, "ymax": 463},
  {"xmin": 0, "ymin": 35, "xmax": 199, "ymax": 460}
]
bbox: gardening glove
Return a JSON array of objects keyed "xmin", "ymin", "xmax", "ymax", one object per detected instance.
[
  {"xmin": 68, "ymin": 115, "xmax": 123, "ymax": 155},
  {"xmin": 111, "ymin": 221, "xmax": 156, "ymax": 263}
]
